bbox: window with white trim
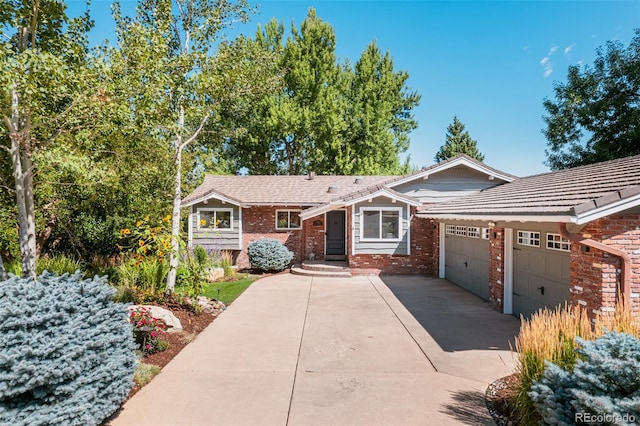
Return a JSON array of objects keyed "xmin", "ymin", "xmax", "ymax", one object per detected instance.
[
  {"xmin": 517, "ymin": 230, "xmax": 541, "ymax": 247},
  {"xmin": 546, "ymin": 233, "xmax": 571, "ymax": 252},
  {"xmin": 361, "ymin": 207, "xmax": 401, "ymax": 240},
  {"xmin": 455, "ymin": 226, "xmax": 467, "ymax": 236},
  {"xmin": 276, "ymin": 210, "xmax": 301, "ymax": 230},
  {"xmin": 481, "ymin": 227, "xmax": 490, "ymax": 240},
  {"xmin": 467, "ymin": 226, "xmax": 480, "ymax": 238},
  {"xmin": 197, "ymin": 208, "xmax": 233, "ymax": 230},
  {"xmin": 445, "ymin": 224, "xmax": 456, "ymax": 235}
]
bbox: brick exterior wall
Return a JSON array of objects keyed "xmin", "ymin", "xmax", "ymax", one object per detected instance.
[
  {"xmin": 236, "ymin": 206, "xmax": 303, "ymax": 269},
  {"xmin": 301, "ymin": 213, "xmax": 326, "ymax": 261},
  {"xmin": 570, "ymin": 214, "xmax": 640, "ymax": 318},
  {"xmin": 348, "ymin": 207, "xmax": 438, "ymax": 276},
  {"xmin": 488, "ymin": 227, "xmax": 505, "ymax": 312}
]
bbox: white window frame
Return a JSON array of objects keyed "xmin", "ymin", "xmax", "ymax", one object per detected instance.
[
  {"xmin": 359, "ymin": 207, "xmax": 403, "ymax": 242},
  {"xmin": 467, "ymin": 226, "xmax": 480, "ymax": 238},
  {"xmin": 455, "ymin": 225, "xmax": 467, "ymax": 236},
  {"xmin": 197, "ymin": 208, "xmax": 234, "ymax": 231},
  {"xmin": 481, "ymin": 227, "xmax": 490, "ymax": 240},
  {"xmin": 546, "ymin": 233, "xmax": 571, "ymax": 252},
  {"xmin": 517, "ymin": 230, "xmax": 541, "ymax": 247},
  {"xmin": 445, "ymin": 224, "xmax": 456, "ymax": 235},
  {"xmin": 275, "ymin": 210, "xmax": 302, "ymax": 230}
]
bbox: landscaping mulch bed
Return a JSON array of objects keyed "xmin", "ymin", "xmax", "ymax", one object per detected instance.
[
  {"xmin": 125, "ymin": 303, "xmax": 217, "ymax": 401},
  {"xmin": 486, "ymin": 373, "xmax": 520, "ymax": 425}
]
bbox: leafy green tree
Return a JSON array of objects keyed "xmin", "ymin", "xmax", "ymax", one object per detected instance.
[
  {"xmin": 227, "ymin": 8, "xmax": 420, "ymax": 175},
  {"xmin": 340, "ymin": 41, "xmax": 420, "ymax": 175},
  {"xmin": 0, "ymin": 0, "xmax": 94, "ymax": 278},
  {"xmin": 434, "ymin": 116, "xmax": 484, "ymax": 162},
  {"xmin": 111, "ymin": 0, "xmax": 279, "ymax": 292},
  {"xmin": 544, "ymin": 30, "xmax": 640, "ymax": 170}
]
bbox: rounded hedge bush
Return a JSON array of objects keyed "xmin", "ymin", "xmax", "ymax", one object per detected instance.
[
  {"xmin": 247, "ymin": 238, "xmax": 294, "ymax": 271},
  {"xmin": 0, "ymin": 272, "xmax": 136, "ymax": 426}
]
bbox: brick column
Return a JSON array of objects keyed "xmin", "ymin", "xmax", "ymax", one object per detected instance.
[
  {"xmin": 488, "ymin": 227, "xmax": 505, "ymax": 312},
  {"xmin": 571, "ymin": 214, "xmax": 640, "ymax": 319}
]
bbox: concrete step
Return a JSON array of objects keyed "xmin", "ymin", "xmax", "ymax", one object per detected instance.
[
  {"xmin": 291, "ymin": 266, "xmax": 352, "ymax": 278},
  {"xmin": 300, "ymin": 260, "xmax": 350, "ymax": 272}
]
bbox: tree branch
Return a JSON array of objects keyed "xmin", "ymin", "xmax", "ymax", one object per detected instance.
[{"xmin": 179, "ymin": 111, "xmax": 210, "ymax": 151}]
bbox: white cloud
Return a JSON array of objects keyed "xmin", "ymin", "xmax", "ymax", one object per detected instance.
[
  {"xmin": 540, "ymin": 57, "xmax": 550, "ymax": 65},
  {"xmin": 523, "ymin": 45, "xmax": 530, "ymax": 52},
  {"xmin": 564, "ymin": 44, "xmax": 575, "ymax": 55},
  {"xmin": 540, "ymin": 56, "xmax": 553, "ymax": 78},
  {"xmin": 549, "ymin": 45, "xmax": 559, "ymax": 55},
  {"xmin": 544, "ymin": 68, "xmax": 553, "ymax": 78}
]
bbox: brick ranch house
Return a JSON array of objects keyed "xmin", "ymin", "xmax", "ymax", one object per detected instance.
[{"xmin": 182, "ymin": 154, "xmax": 640, "ymax": 319}]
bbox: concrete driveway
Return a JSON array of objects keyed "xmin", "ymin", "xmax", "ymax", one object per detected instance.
[{"xmin": 109, "ymin": 274, "xmax": 520, "ymax": 426}]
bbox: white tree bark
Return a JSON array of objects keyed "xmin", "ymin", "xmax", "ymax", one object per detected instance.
[
  {"xmin": 5, "ymin": 83, "xmax": 37, "ymax": 279},
  {"xmin": 0, "ymin": 252, "xmax": 7, "ymax": 281},
  {"xmin": 165, "ymin": 106, "xmax": 210, "ymax": 294}
]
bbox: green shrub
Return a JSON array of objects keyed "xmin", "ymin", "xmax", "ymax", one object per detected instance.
[
  {"xmin": 0, "ymin": 272, "xmax": 136, "ymax": 425},
  {"xmin": 37, "ymin": 254, "xmax": 84, "ymax": 276},
  {"xmin": 220, "ymin": 250, "xmax": 234, "ymax": 277},
  {"xmin": 530, "ymin": 332, "xmax": 640, "ymax": 425},
  {"xmin": 247, "ymin": 238, "xmax": 293, "ymax": 272}
]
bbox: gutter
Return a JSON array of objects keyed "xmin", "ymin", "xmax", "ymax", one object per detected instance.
[{"xmin": 558, "ymin": 223, "xmax": 631, "ymax": 302}]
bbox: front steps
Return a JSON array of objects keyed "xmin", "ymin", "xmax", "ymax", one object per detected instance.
[{"xmin": 290, "ymin": 260, "xmax": 352, "ymax": 278}]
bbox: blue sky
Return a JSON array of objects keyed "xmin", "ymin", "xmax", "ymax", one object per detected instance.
[{"xmin": 68, "ymin": 0, "xmax": 639, "ymax": 176}]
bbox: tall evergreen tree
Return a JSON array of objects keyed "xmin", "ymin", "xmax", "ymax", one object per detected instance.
[{"xmin": 434, "ymin": 116, "xmax": 484, "ymax": 162}]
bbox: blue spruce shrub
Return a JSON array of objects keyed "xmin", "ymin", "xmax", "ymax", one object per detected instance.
[
  {"xmin": 530, "ymin": 331, "xmax": 640, "ymax": 425},
  {"xmin": 247, "ymin": 238, "xmax": 294, "ymax": 271},
  {"xmin": 0, "ymin": 272, "xmax": 136, "ymax": 425}
]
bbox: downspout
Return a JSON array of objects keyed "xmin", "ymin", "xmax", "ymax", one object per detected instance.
[{"xmin": 558, "ymin": 223, "xmax": 631, "ymax": 302}]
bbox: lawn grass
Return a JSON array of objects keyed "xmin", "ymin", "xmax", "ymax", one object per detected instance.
[
  {"xmin": 175, "ymin": 273, "xmax": 258, "ymax": 305},
  {"xmin": 202, "ymin": 274, "xmax": 258, "ymax": 304}
]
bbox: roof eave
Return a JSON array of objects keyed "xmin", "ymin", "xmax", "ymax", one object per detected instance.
[
  {"xmin": 416, "ymin": 212, "xmax": 577, "ymax": 223},
  {"xmin": 181, "ymin": 192, "xmax": 244, "ymax": 208},
  {"xmin": 387, "ymin": 156, "xmax": 516, "ymax": 188},
  {"xmin": 573, "ymin": 191, "xmax": 640, "ymax": 225}
]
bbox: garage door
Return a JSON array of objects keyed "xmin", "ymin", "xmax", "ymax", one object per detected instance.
[
  {"xmin": 444, "ymin": 225, "xmax": 489, "ymax": 301},
  {"xmin": 513, "ymin": 229, "xmax": 571, "ymax": 318}
]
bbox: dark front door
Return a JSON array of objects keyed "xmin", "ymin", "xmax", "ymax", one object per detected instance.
[{"xmin": 325, "ymin": 210, "xmax": 346, "ymax": 258}]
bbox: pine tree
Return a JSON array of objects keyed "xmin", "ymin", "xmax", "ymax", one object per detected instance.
[{"xmin": 434, "ymin": 116, "xmax": 485, "ymax": 162}]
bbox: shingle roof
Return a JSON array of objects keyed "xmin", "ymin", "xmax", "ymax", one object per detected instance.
[
  {"xmin": 418, "ymin": 154, "xmax": 640, "ymax": 222},
  {"xmin": 181, "ymin": 175, "xmax": 394, "ymax": 206}
]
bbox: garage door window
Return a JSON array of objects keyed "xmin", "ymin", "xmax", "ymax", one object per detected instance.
[
  {"xmin": 481, "ymin": 228, "xmax": 490, "ymax": 239},
  {"xmin": 455, "ymin": 226, "xmax": 467, "ymax": 236},
  {"xmin": 546, "ymin": 233, "xmax": 571, "ymax": 252},
  {"xmin": 445, "ymin": 224, "xmax": 456, "ymax": 235},
  {"xmin": 467, "ymin": 227, "xmax": 480, "ymax": 238},
  {"xmin": 517, "ymin": 230, "xmax": 540, "ymax": 247}
]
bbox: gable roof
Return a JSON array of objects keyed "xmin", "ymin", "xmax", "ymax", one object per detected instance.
[
  {"xmin": 298, "ymin": 184, "xmax": 422, "ymax": 220},
  {"xmin": 386, "ymin": 154, "xmax": 517, "ymax": 188},
  {"xmin": 417, "ymin": 154, "xmax": 640, "ymax": 224},
  {"xmin": 181, "ymin": 174, "xmax": 393, "ymax": 207}
]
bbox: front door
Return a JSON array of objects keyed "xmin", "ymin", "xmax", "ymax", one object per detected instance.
[{"xmin": 325, "ymin": 210, "xmax": 346, "ymax": 259}]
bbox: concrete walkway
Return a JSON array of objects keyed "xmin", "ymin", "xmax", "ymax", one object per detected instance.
[{"xmin": 109, "ymin": 275, "xmax": 520, "ymax": 426}]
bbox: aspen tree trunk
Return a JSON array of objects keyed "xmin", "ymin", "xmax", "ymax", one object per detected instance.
[{"xmin": 165, "ymin": 105, "xmax": 185, "ymax": 294}]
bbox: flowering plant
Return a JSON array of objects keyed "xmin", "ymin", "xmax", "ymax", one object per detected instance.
[
  {"xmin": 129, "ymin": 306, "xmax": 168, "ymax": 355},
  {"xmin": 119, "ymin": 215, "xmax": 173, "ymax": 264}
]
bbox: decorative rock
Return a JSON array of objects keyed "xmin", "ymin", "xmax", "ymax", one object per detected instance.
[
  {"xmin": 129, "ymin": 305, "xmax": 183, "ymax": 332},
  {"xmin": 195, "ymin": 296, "xmax": 226, "ymax": 316},
  {"xmin": 206, "ymin": 267, "xmax": 225, "ymax": 282}
]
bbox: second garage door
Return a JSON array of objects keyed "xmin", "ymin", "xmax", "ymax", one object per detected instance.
[
  {"xmin": 512, "ymin": 227, "xmax": 571, "ymax": 318},
  {"xmin": 444, "ymin": 225, "xmax": 490, "ymax": 301}
]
